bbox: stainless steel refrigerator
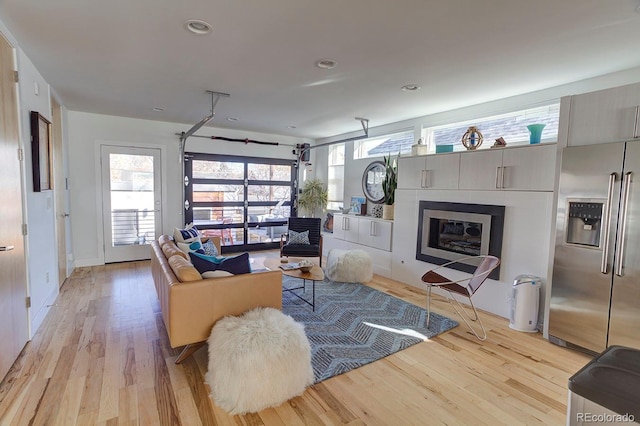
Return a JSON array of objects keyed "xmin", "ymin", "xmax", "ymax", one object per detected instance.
[{"xmin": 549, "ymin": 140, "xmax": 639, "ymax": 353}]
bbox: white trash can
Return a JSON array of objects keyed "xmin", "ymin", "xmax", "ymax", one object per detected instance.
[{"xmin": 508, "ymin": 275, "xmax": 541, "ymax": 332}]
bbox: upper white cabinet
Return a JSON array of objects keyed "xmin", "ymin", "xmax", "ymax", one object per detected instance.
[
  {"xmin": 568, "ymin": 82, "xmax": 640, "ymax": 146},
  {"xmin": 398, "ymin": 156, "xmax": 426, "ymax": 189},
  {"xmin": 501, "ymin": 144, "xmax": 556, "ymax": 191},
  {"xmin": 458, "ymin": 149, "xmax": 503, "ymax": 190},
  {"xmin": 397, "ymin": 153, "xmax": 460, "ymax": 190},
  {"xmin": 333, "ymin": 214, "xmax": 393, "ymax": 252},
  {"xmin": 458, "ymin": 144, "xmax": 556, "ymax": 191}
]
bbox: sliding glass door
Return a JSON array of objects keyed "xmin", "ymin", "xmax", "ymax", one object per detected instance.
[{"xmin": 184, "ymin": 153, "xmax": 295, "ymax": 252}]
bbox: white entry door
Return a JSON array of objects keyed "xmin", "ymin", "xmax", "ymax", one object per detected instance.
[{"xmin": 101, "ymin": 145, "xmax": 162, "ymax": 263}]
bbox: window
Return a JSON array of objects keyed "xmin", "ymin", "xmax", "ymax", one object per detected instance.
[
  {"xmin": 327, "ymin": 143, "xmax": 344, "ymax": 211},
  {"xmin": 424, "ymin": 103, "xmax": 560, "ymax": 152},
  {"xmin": 353, "ymin": 129, "xmax": 414, "ymax": 160}
]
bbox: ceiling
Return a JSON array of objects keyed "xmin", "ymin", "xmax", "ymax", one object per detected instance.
[{"xmin": 1, "ymin": 0, "xmax": 640, "ymax": 139}]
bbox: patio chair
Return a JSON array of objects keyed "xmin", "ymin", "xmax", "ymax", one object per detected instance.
[{"xmin": 421, "ymin": 255, "xmax": 500, "ymax": 341}]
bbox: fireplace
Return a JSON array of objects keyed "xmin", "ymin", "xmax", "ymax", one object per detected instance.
[{"xmin": 416, "ymin": 201, "xmax": 505, "ymax": 279}]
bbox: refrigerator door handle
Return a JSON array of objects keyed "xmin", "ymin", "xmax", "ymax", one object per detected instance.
[
  {"xmin": 615, "ymin": 171, "xmax": 633, "ymax": 277},
  {"xmin": 634, "ymin": 106, "xmax": 639, "ymax": 139},
  {"xmin": 601, "ymin": 172, "xmax": 617, "ymax": 274}
]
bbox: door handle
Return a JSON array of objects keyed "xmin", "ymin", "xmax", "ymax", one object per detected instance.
[
  {"xmin": 634, "ymin": 106, "xmax": 639, "ymax": 139},
  {"xmin": 60, "ymin": 213, "xmax": 70, "ymax": 218},
  {"xmin": 615, "ymin": 171, "xmax": 633, "ymax": 277},
  {"xmin": 495, "ymin": 166, "xmax": 502, "ymax": 189},
  {"xmin": 421, "ymin": 170, "xmax": 429, "ymax": 188},
  {"xmin": 601, "ymin": 173, "xmax": 617, "ymax": 274},
  {"xmin": 500, "ymin": 166, "xmax": 507, "ymax": 189},
  {"xmin": 0, "ymin": 246, "xmax": 15, "ymax": 251}
]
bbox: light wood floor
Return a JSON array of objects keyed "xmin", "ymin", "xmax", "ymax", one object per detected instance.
[{"xmin": 0, "ymin": 253, "xmax": 591, "ymax": 425}]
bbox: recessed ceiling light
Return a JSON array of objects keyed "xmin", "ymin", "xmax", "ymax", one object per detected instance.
[
  {"xmin": 152, "ymin": 107, "xmax": 164, "ymax": 112},
  {"xmin": 287, "ymin": 125, "xmax": 297, "ymax": 129},
  {"xmin": 315, "ymin": 59, "xmax": 337, "ymax": 70},
  {"xmin": 401, "ymin": 84, "xmax": 421, "ymax": 92},
  {"xmin": 185, "ymin": 19, "xmax": 212, "ymax": 35},
  {"xmin": 226, "ymin": 117, "xmax": 238, "ymax": 121}
]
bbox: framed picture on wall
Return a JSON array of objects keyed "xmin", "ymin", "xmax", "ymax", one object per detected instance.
[
  {"xmin": 350, "ymin": 196, "xmax": 367, "ymax": 215},
  {"xmin": 30, "ymin": 111, "xmax": 52, "ymax": 192}
]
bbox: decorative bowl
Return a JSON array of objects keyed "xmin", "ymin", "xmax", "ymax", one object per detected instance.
[{"xmin": 298, "ymin": 260, "xmax": 313, "ymax": 272}]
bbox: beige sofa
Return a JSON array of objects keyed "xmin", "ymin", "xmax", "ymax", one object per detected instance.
[{"xmin": 151, "ymin": 235, "xmax": 283, "ymax": 363}]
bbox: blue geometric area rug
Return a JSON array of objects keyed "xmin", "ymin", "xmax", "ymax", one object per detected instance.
[{"xmin": 281, "ymin": 276, "xmax": 459, "ymax": 383}]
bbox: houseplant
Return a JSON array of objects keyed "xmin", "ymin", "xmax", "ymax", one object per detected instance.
[
  {"xmin": 298, "ymin": 178, "xmax": 328, "ymax": 217},
  {"xmin": 382, "ymin": 154, "xmax": 397, "ymax": 220}
]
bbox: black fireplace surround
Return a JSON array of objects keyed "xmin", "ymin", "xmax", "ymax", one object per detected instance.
[{"xmin": 416, "ymin": 201, "xmax": 505, "ymax": 280}]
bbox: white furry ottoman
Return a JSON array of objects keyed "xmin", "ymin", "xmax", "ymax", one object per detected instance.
[
  {"xmin": 205, "ymin": 307, "xmax": 314, "ymax": 415},
  {"xmin": 325, "ymin": 249, "xmax": 373, "ymax": 283}
]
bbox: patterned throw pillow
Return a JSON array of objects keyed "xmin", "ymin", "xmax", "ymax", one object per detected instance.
[
  {"xmin": 177, "ymin": 239, "xmax": 205, "ymax": 254},
  {"xmin": 202, "ymin": 239, "xmax": 219, "ymax": 257},
  {"xmin": 287, "ymin": 229, "xmax": 310, "ymax": 245},
  {"xmin": 173, "ymin": 223, "xmax": 200, "ymax": 243}
]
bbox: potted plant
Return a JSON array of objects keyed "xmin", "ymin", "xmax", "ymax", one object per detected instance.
[
  {"xmin": 382, "ymin": 154, "xmax": 397, "ymax": 220},
  {"xmin": 298, "ymin": 178, "xmax": 328, "ymax": 217}
]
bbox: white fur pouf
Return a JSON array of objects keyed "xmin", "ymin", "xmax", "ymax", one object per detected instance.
[
  {"xmin": 205, "ymin": 307, "xmax": 314, "ymax": 415},
  {"xmin": 325, "ymin": 249, "xmax": 373, "ymax": 283}
]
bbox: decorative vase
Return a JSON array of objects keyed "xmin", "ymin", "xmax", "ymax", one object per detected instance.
[
  {"xmin": 382, "ymin": 204, "xmax": 394, "ymax": 220},
  {"xmin": 461, "ymin": 126, "xmax": 483, "ymax": 150},
  {"xmin": 370, "ymin": 204, "xmax": 383, "ymax": 218},
  {"xmin": 527, "ymin": 124, "xmax": 546, "ymax": 144}
]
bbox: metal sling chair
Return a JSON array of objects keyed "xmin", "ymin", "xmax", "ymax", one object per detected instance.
[{"xmin": 421, "ymin": 255, "xmax": 500, "ymax": 341}]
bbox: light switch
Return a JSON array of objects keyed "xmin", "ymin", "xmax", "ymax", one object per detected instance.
[{"xmin": 34, "ymin": 81, "xmax": 39, "ymax": 95}]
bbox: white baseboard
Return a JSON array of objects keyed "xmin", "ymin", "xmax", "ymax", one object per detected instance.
[
  {"xmin": 29, "ymin": 287, "xmax": 59, "ymax": 339},
  {"xmin": 74, "ymin": 258, "xmax": 104, "ymax": 267}
]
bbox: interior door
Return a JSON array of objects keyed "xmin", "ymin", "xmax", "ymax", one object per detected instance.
[
  {"xmin": 0, "ymin": 32, "xmax": 29, "ymax": 380},
  {"xmin": 51, "ymin": 96, "xmax": 67, "ymax": 287},
  {"xmin": 101, "ymin": 145, "xmax": 162, "ymax": 263}
]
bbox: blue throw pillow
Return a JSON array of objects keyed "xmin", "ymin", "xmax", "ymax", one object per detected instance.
[
  {"xmin": 287, "ymin": 229, "xmax": 310, "ymax": 245},
  {"xmin": 189, "ymin": 252, "xmax": 252, "ymax": 275}
]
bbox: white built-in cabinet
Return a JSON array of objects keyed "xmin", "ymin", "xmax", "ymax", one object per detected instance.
[
  {"xmin": 397, "ymin": 152, "xmax": 460, "ymax": 190},
  {"xmin": 459, "ymin": 144, "xmax": 557, "ymax": 191},
  {"xmin": 333, "ymin": 214, "xmax": 393, "ymax": 251},
  {"xmin": 567, "ymin": 82, "xmax": 640, "ymax": 146},
  {"xmin": 398, "ymin": 143, "xmax": 556, "ymax": 192}
]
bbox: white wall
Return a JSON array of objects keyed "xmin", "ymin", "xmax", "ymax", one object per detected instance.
[
  {"xmin": 391, "ymin": 189, "xmax": 554, "ymax": 320},
  {"xmin": 0, "ymin": 19, "xmax": 62, "ymax": 336},
  {"xmin": 16, "ymin": 50, "xmax": 60, "ymax": 334},
  {"xmin": 67, "ymin": 112, "xmax": 313, "ymax": 267}
]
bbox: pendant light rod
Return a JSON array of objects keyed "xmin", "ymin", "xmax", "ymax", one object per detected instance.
[
  {"xmin": 181, "ymin": 90, "xmax": 230, "ymax": 142},
  {"xmin": 309, "ymin": 117, "xmax": 369, "ymax": 149}
]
